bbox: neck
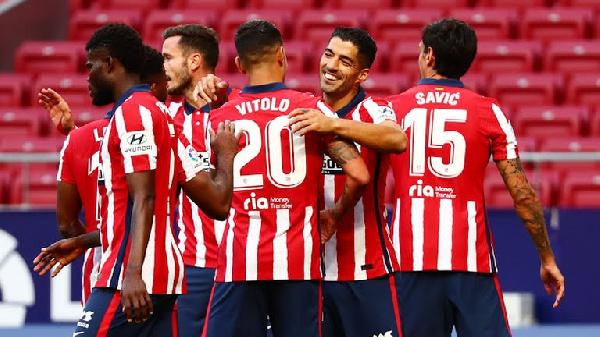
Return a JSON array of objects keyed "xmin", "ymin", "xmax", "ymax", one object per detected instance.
[
  {"xmin": 113, "ymin": 74, "xmax": 142, "ymax": 101},
  {"xmin": 323, "ymin": 86, "xmax": 360, "ymax": 112},
  {"xmin": 184, "ymin": 69, "xmax": 211, "ymax": 108},
  {"xmin": 423, "ymin": 70, "xmax": 448, "ymax": 80},
  {"xmin": 246, "ymin": 64, "xmax": 284, "ymax": 86}
]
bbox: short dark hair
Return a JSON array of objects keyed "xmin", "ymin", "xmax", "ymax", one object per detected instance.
[
  {"xmin": 234, "ymin": 20, "xmax": 283, "ymax": 67},
  {"xmin": 422, "ymin": 18, "xmax": 477, "ymax": 79},
  {"xmin": 330, "ymin": 27, "xmax": 377, "ymax": 69},
  {"xmin": 140, "ymin": 45, "xmax": 164, "ymax": 81},
  {"xmin": 162, "ymin": 24, "xmax": 220, "ymax": 71},
  {"xmin": 85, "ymin": 23, "xmax": 145, "ymax": 75}
]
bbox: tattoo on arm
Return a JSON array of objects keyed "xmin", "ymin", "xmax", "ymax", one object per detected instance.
[
  {"xmin": 327, "ymin": 139, "xmax": 358, "ymax": 165},
  {"xmin": 496, "ymin": 158, "xmax": 553, "ymax": 257}
]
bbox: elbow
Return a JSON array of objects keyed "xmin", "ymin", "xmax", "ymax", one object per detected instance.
[
  {"xmin": 351, "ymin": 169, "xmax": 371, "ymax": 188},
  {"xmin": 513, "ymin": 189, "xmax": 540, "ymax": 208},
  {"xmin": 389, "ymin": 131, "xmax": 408, "ymax": 154},
  {"xmin": 208, "ymin": 204, "xmax": 230, "ymax": 221},
  {"xmin": 57, "ymin": 224, "xmax": 71, "ymax": 239}
]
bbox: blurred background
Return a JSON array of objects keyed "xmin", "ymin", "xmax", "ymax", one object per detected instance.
[{"xmin": 0, "ymin": 0, "xmax": 598, "ymax": 335}]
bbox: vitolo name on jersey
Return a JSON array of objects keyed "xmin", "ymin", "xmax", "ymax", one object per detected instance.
[
  {"xmin": 235, "ymin": 98, "xmax": 290, "ymax": 115},
  {"xmin": 415, "ymin": 91, "xmax": 460, "ymax": 106},
  {"xmin": 121, "ymin": 131, "xmax": 155, "ymax": 155},
  {"xmin": 409, "ymin": 180, "xmax": 456, "ymax": 199},
  {"xmin": 321, "ymin": 155, "xmax": 343, "ymax": 175},
  {"xmin": 244, "ymin": 192, "xmax": 292, "ymax": 210}
]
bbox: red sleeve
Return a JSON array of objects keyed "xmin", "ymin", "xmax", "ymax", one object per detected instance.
[
  {"xmin": 176, "ymin": 134, "xmax": 203, "ymax": 184},
  {"xmin": 480, "ymin": 99, "xmax": 519, "ymax": 161},
  {"xmin": 57, "ymin": 134, "xmax": 76, "ymax": 184},
  {"xmin": 114, "ymin": 103, "xmax": 160, "ymax": 174}
]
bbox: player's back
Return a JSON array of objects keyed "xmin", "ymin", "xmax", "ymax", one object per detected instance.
[
  {"xmin": 387, "ymin": 79, "xmax": 518, "ymax": 274},
  {"xmin": 209, "ymin": 82, "xmax": 334, "ymax": 282}
]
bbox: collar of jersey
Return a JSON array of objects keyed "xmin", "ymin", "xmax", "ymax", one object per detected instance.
[
  {"xmin": 336, "ymin": 86, "xmax": 366, "ymax": 119},
  {"xmin": 241, "ymin": 82, "xmax": 288, "ymax": 94},
  {"xmin": 104, "ymin": 84, "xmax": 152, "ymax": 119},
  {"xmin": 184, "ymin": 87, "xmax": 233, "ymax": 115},
  {"xmin": 417, "ymin": 78, "xmax": 465, "ymax": 88}
]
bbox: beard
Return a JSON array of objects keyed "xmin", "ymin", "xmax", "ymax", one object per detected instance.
[
  {"xmin": 167, "ymin": 66, "xmax": 192, "ymax": 96},
  {"xmin": 91, "ymin": 76, "xmax": 114, "ymax": 106}
]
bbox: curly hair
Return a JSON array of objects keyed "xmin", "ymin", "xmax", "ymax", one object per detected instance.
[
  {"xmin": 85, "ymin": 23, "xmax": 145, "ymax": 75},
  {"xmin": 140, "ymin": 45, "xmax": 164, "ymax": 81},
  {"xmin": 162, "ymin": 24, "xmax": 220, "ymax": 71}
]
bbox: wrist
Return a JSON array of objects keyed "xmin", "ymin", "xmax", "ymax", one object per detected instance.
[{"xmin": 125, "ymin": 264, "xmax": 143, "ymax": 276}]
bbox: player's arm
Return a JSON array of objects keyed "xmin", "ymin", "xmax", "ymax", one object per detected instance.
[
  {"xmin": 33, "ymin": 230, "xmax": 100, "ymax": 277},
  {"xmin": 38, "ymin": 88, "xmax": 75, "ymax": 135},
  {"xmin": 321, "ymin": 138, "xmax": 370, "ymax": 243},
  {"xmin": 495, "ymin": 158, "xmax": 565, "ymax": 308},
  {"xmin": 56, "ymin": 182, "xmax": 86, "ymax": 238},
  {"xmin": 180, "ymin": 121, "xmax": 239, "ymax": 220},
  {"xmin": 288, "ymin": 108, "xmax": 407, "ymax": 153}
]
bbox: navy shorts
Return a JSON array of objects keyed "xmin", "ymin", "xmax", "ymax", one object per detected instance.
[
  {"xmin": 395, "ymin": 271, "xmax": 511, "ymax": 337},
  {"xmin": 203, "ymin": 280, "xmax": 320, "ymax": 337},
  {"xmin": 177, "ymin": 266, "xmax": 215, "ymax": 337},
  {"xmin": 322, "ymin": 273, "xmax": 402, "ymax": 337},
  {"xmin": 73, "ymin": 287, "xmax": 177, "ymax": 337}
]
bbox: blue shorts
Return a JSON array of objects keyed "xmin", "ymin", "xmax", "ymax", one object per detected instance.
[
  {"xmin": 322, "ymin": 273, "xmax": 402, "ymax": 337},
  {"xmin": 73, "ymin": 287, "xmax": 177, "ymax": 337},
  {"xmin": 176, "ymin": 266, "xmax": 215, "ymax": 337},
  {"xmin": 395, "ymin": 271, "xmax": 511, "ymax": 337},
  {"xmin": 204, "ymin": 280, "xmax": 320, "ymax": 337}
]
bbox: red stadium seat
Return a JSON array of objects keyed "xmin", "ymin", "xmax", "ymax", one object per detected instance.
[
  {"xmin": 512, "ymin": 106, "xmax": 584, "ymax": 142},
  {"xmin": 0, "ymin": 170, "xmax": 12, "ymax": 204},
  {"xmin": 33, "ymin": 74, "xmax": 93, "ymax": 108},
  {"xmin": 560, "ymin": 170, "xmax": 600, "ymax": 207},
  {"xmin": 215, "ymin": 40, "xmax": 237, "ymax": 75},
  {"xmin": 284, "ymin": 74, "xmax": 320, "ymax": 96},
  {"xmin": 15, "ymin": 41, "xmax": 85, "ymax": 77},
  {"xmin": 389, "ymin": 42, "xmax": 421, "ymax": 75},
  {"xmin": 545, "ymin": 41, "xmax": 600, "ymax": 75},
  {"xmin": 448, "ymin": 9, "xmax": 518, "ymax": 41},
  {"xmin": 283, "ymin": 41, "xmax": 314, "ymax": 74},
  {"xmin": 471, "ymin": 41, "xmax": 543, "ymax": 75},
  {"xmin": 461, "ymin": 73, "xmax": 489, "ymax": 96},
  {"xmin": 10, "ymin": 168, "xmax": 59, "ymax": 208},
  {"xmin": 96, "ymin": 0, "xmax": 163, "ymax": 13},
  {"xmin": 0, "ymin": 108, "xmax": 41, "ymax": 139},
  {"xmin": 489, "ymin": 73, "xmax": 564, "ymax": 110},
  {"xmin": 244, "ymin": 0, "xmax": 315, "ymax": 10},
  {"xmin": 521, "ymin": 8, "xmax": 594, "ymax": 44},
  {"xmin": 484, "ymin": 167, "xmax": 557, "ymax": 208},
  {"xmin": 220, "ymin": 74, "xmax": 249, "ymax": 91},
  {"xmin": 539, "ymin": 136, "xmax": 600, "ymax": 173},
  {"xmin": 0, "ymin": 136, "xmax": 64, "ymax": 153},
  {"xmin": 0, "ymin": 74, "xmax": 31, "ymax": 107},
  {"xmin": 370, "ymin": 9, "xmax": 444, "ymax": 45},
  {"xmin": 553, "ymin": 0, "xmax": 600, "ymax": 12},
  {"xmin": 592, "ymin": 108, "xmax": 600, "ymax": 136},
  {"xmin": 170, "ymin": 0, "xmax": 239, "ymax": 13},
  {"xmin": 565, "ymin": 74, "xmax": 600, "ymax": 108},
  {"xmin": 70, "ymin": 106, "xmax": 109, "ymax": 127},
  {"xmin": 325, "ymin": 0, "xmax": 393, "ymax": 10},
  {"xmin": 69, "ymin": 0, "xmax": 90, "ymax": 12},
  {"xmin": 296, "ymin": 10, "xmax": 368, "ymax": 48},
  {"xmin": 68, "ymin": 9, "xmax": 142, "ymax": 41},
  {"xmin": 403, "ymin": 0, "xmax": 468, "ymax": 10},
  {"xmin": 361, "ymin": 74, "xmax": 411, "ymax": 98},
  {"xmin": 219, "ymin": 10, "xmax": 293, "ymax": 41},
  {"xmin": 478, "ymin": 0, "xmax": 547, "ymax": 10},
  {"xmin": 143, "ymin": 10, "xmax": 217, "ymax": 42}
]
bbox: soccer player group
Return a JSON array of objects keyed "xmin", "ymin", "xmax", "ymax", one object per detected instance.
[{"xmin": 32, "ymin": 17, "xmax": 565, "ymax": 337}]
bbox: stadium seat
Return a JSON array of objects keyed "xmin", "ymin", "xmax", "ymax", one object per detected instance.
[
  {"xmin": 215, "ymin": 40, "xmax": 237, "ymax": 75},
  {"xmin": 370, "ymin": 9, "xmax": 444, "ymax": 45},
  {"xmin": 219, "ymin": 10, "xmax": 293, "ymax": 41},
  {"xmin": 545, "ymin": 41, "xmax": 600, "ymax": 75},
  {"xmin": 96, "ymin": 0, "xmax": 163, "ymax": 14},
  {"xmin": 143, "ymin": 10, "xmax": 217, "ymax": 41},
  {"xmin": 484, "ymin": 166, "xmax": 557, "ymax": 208},
  {"xmin": 33, "ymin": 74, "xmax": 92, "ymax": 108},
  {"xmin": 477, "ymin": 0, "xmax": 547, "ymax": 10},
  {"xmin": 0, "ymin": 108, "xmax": 41, "ymax": 139},
  {"xmin": 590, "ymin": 108, "xmax": 600, "ymax": 136},
  {"xmin": 361, "ymin": 74, "xmax": 412, "ymax": 98},
  {"xmin": 389, "ymin": 41, "xmax": 421, "ymax": 75},
  {"xmin": 70, "ymin": 106, "xmax": 109, "ymax": 127},
  {"xmin": 68, "ymin": 9, "xmax": 142, "ymax": 41},
  {"xmin": 448, "ymin": 9, "xmax": 518, "ymax": 41},
  {"xmin": 461, "ymin": 73, "xmax": 489, "ymax": 96},
  {"xmin": 69, "ymin": 0, "xmax": 90, "ymax": 12},
  {"xmin": 403, "ymin": 0, "xmax": 468, "ymax": 10},
  {"xmin": 539, "ymin": 136, "xmax": 600, "ymax": 173},
  {"xmin": 512, "ymin": 106, "xmax": 584, "ymax": 142},
  {"xmin": 488, "ymin": 73, "xmax": 564, "ymax": 110},
  {"xmin": 471, "ymin": 41, "xmax": 543, "ymax": 75},
  {"xmin": 0, "ymin": 74, "xmax": 31, "ymax": 107},
  {"xmin": 559, "ymin": 170, "xmax": 600, "ymax": 207},
  {"xmin": 10, "ymin": 168, "xmax": 59, "ymax": 208},
  {"xmin": 282, "ymin": 40, "xmax": 314, "ymax": 74},
  {"xmin": 553, "ymin": 0, "xmax": 600, "ymax": 13},
  {"xmin": 325, "ymin": 0, "xmax": 393, "ymax": 10},
  {"xmin": 15, "ymin": 41, "xmax": 85, "ymax": 77},
  {"xmin": 244, "ymin": 0, "xmax": 315, "ymax": 10},
  {"xmin": 0, "ymin": 136, "xmax": 64, "ymax": 153},
  {"xmin": 296, "ymin": 10, "xmax": 368, "ymax": 48},
  {"xmin": 565, "ymin": 74, "xmax": 600, "ymax": 108},
  {"xmin": 220, "ymin": 73, "xmax": 249, "ymax": 91},
  {"xmin": 170, "ymin": 0, "xmax": 238, "ymax": 12},
  {"xmin": 284, "ymin": 74, "xmax": 320, "ymax": 96},
  {"xmin": 521, "ymin": 8, "xmax": 594, "ymax": 44},
  {"xmin": 0, "ymin": 170, "xmax": 12, "ymax": 204}
]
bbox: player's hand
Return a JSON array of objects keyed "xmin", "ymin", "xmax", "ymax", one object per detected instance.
[
  {"xmin": 320, "ymin": 209, "xmax": 339, "ymax": 244},
  {"xmin": 210, "ymin": 121, "xmax": 240, "ymax": 159},
  {"xmin": 121, "ymin": 270, "xmax": 153, "ymax": 323},
  {"xmin": 38, "ymin": 88, "xmax": 75, "ymax": 135},
  {"xmin": 540, "ymin": 262, "xmax": 565, "ymax": 308},
  {"xmin": 32, "ymin": 237, "xmax": 86, "ymax": 277},
  {"xmin": 289, "ymin": 108, "xmax": 336, "ymax": 136},
  {"xmin": 192, "ymin": 74, "xmax": 229, "ymax": 109}
]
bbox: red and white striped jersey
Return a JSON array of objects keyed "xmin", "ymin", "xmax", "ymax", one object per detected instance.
[
  {"xmin": 57, "ymin": 118, "xmax": 108, "ymax": 304},
  {"xmin": 387, "ymin": 78, "xmax": 519, "ymax": 273},
  {"xmin": 320, "ymin": 89, "xmax": 400, "ymax": 281},
  {"xmin": 96, "ymin": 85, "xmax": 193, "ymax": 294},
  {"xmin": 168, "ymin": 88, "xmax": 240, "ymax": 268},
  {"xmin": 209, "ymin": 82, "xmax": 336, "ymax": 282}
]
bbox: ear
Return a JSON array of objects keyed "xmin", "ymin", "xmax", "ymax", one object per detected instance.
[
  {"xmin": 357, "ymin": 68, "xmax": 370, "ymax": 83},
  {"xmin": 277, "ymin": 46, "xmax": 286, "ymax": 67},
  {"xmin": 188, "ymin": 52, "xmax": 202, "ymax": 72},
  {"xmin": 426, "ymin": 46, "xmax": 435, "ymax": 67},
  {"xmin": 234, "ymin": 56, "xmax": 246, "ymax": 74},
  {"xmin": 105, "ymin": 56, "xmax": 115, "ymax": 73}
]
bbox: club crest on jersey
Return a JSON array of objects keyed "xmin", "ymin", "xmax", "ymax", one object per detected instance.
[
  {"xmin": 409, "ymin": 180, "xmax": 456, "ymax": 199},
  {"xmin": 321, "ymin": 155, "xmax": 343, "ymax": 175}
]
